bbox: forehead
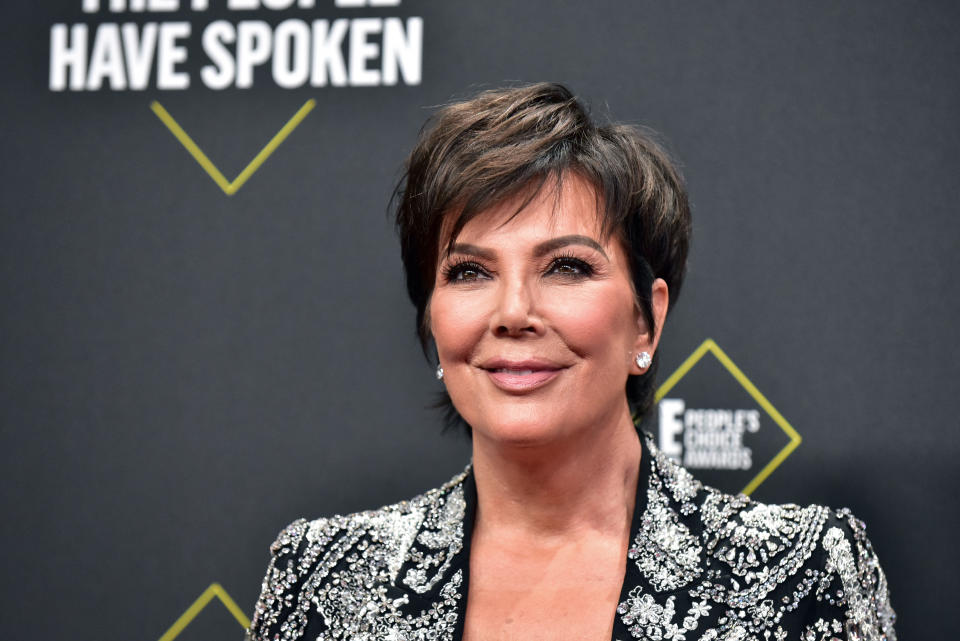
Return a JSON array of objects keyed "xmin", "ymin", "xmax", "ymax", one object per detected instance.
[{"xmin": 443, "ymin": 173, "xmax": 610, "ymax": 247}]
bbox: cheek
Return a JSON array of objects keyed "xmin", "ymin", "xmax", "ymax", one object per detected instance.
[
  {"xmin": 429, "ymin": 291, "xmax": 488, "ymax": 360},
  {"xmin": 547, "ymin": 285, "xmax": 638, "ymax": 358}
]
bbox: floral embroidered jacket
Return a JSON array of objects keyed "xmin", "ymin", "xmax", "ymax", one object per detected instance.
[{"xmin": 247, "ymin": 433, "xmax": 896, "ymax": 641}]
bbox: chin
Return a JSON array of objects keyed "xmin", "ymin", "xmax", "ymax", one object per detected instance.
[{"xmin": 467, "ymin": 406, "xmax": 573, "ymax": 447}]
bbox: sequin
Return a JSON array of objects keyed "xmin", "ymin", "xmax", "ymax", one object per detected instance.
[{"xmin": 247, "ymin": 434, "xmax": 896, "ymax": 640}]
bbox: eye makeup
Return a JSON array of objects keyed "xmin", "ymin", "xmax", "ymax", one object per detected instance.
[
  {"xmin": 441, "ymin": 249, "xmax": 601, "ymax": 284},
  {"xmin": 442, "ymin": 259, "xmax": 489, "ymax": 283},
  {"xmin": 545, "ymin": 251, "xmax": 597, "ymax": 278}
]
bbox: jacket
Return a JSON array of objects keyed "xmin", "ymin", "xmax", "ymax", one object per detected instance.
[{"xmin": 247, "ymin": 432, "xmax": 897, "ymax": 640}]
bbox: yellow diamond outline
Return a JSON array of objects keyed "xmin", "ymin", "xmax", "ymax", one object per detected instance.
[
  {"xmin": 655, "ymin": 338, "xmax": 802, "ymax": 495},
  {"xmin": 151, "ymin": 99, "xmax": 316, "ymax": 196},
  {"xmin": 157, "ymin": 583, "xmax": 250, "ymax": 641}
]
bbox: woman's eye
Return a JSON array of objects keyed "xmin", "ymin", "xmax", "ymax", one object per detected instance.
[
  {"xmin": 457, "ymin": 268, "xmax": 481, "ymax": 280},
  {"xmin": 445, "ymin": 262, "xmax": 487, "ymax": 282},
  {"xmin": 548, "ymin": 257, "xmax": 592, "ymax": 277}
]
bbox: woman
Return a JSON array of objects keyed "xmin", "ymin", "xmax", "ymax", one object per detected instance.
[{"xmin": 247, "ymin": 83, "xmax": 896, "ymax": 641}]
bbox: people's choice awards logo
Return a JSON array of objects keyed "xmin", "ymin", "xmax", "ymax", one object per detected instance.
[{"xmin": 655, "ymin": 339, "xmax": 801, "ymax": 495}]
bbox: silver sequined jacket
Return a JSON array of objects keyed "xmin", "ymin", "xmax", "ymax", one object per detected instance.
[{"xmin": 247, "ymin": 433, "xmax": 897, "ymax": 641}]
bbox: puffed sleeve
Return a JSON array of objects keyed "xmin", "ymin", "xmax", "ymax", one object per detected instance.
[
  {"xmin": 804, "ymin": 508, "xmax": 897, "ymax": 640},
  {"xmin": 246, "ymin": 519, "xmax": 310, "ymax": 641}
]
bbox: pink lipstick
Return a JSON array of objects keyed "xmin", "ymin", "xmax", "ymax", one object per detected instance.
[{"xmin": 480, "ymin": 358, "xmax": 567, "ymax": 392}]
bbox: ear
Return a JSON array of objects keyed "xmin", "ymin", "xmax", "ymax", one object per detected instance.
[{"xmin": 632, "ymin": 278, "xmax": 670, "ymax": 373}]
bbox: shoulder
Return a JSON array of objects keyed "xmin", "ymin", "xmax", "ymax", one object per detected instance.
[
  {"xmin": 640, "ymin": 434, "xmax": 897, "ymax": 639},
  {"xmin": 815, "ymin": 507, "xmax": 898, "ymax": 638},
  {"xmin": 246, "ymin": 468, "xmax": 470, "ymax": 641},
  {"xmin": 643, "ymin": 431, "xmax": 835, "ymax": 555}
]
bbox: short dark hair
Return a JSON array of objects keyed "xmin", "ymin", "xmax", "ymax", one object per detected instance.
[{"xmin": 393, "ymin": 82, "xmax": 691, "ymax": 429}]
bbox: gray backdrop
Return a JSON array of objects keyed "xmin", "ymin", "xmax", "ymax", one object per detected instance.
[{"xmin": 2, "ymin": 2, "xmax": 957, "ymax": 639}]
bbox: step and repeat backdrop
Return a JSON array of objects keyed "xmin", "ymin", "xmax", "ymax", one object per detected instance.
[{"xmin": 2, "ymin": 2, "xmax": 957, "ymax": 639}]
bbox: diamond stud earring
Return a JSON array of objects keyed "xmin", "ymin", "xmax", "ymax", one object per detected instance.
[
  {"xmin": 635, "ymin": 352, "xmax": 652, "ymax": 369},
  {"xmin": 436, "ymin": 365, "xmax": 444, "ymax": 381}
]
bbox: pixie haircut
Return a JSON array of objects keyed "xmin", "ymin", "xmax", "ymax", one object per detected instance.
[{"xmin": 393, "ymin": 82, "xmax": 691, "ymax": 428}]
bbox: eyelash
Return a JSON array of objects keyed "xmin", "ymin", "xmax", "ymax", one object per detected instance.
[
  {"xmin": 442, "ymin": 253, "xmax": 596, "ymax": 283},
  {"xmin": 442, "ymin": 260, "xmax": 487, "ymax": 283},
  {"xmin": 548, "ymin": 252, "xmax": 595, "ymax": 278}
]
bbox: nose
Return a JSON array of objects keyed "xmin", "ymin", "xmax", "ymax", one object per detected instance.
[{"xmin": 490, "ymin": 274, "xmax": 544, "ymax": 337}]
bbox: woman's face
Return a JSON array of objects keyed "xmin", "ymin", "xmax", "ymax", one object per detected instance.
[{"xmin": 429, "ymin": 174, "xmax": 667, "ymax": 446}]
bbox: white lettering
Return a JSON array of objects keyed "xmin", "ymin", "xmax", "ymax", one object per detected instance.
[
  {"xmin": 683, "ymin": 448, "xmax": 752, "ymax": 470},
  {"xmin": 121, "ymin": 23, "xmax": 158, "ymax": 90},
  {"xmin": 310, "ymin": 19, "xmax": 348, "ymax": 87},
  {"xmin": 156, "ymin": 22, "xmax": 190, "ymax": 89},
  {"xmin": 273, "ymin": 19, "xmax": 310, "ymax": 88},
  {"xmin": 200, "ymin": 20, "xmax": 236, "ymax": 90},
  {"xmin": 56, "ymin": 12, "xmax": 423, "ymax": 91},
  {"xmin": 49, "ymin": 24, "xmax": 87, "ymax": 91},
  {"xmin": 349, "ymin": 18, "xmax": 381, "ymax": 86},
  {"xmin": 225, "ymin": 0, "xmax": 315, "ymax": 6},
  {"xmin": 381, "ymin": 17, "xmax": 421, "ymax": 85},
  {"xmin": 334, "ymin": 0, "xmax": 401, "ymax": 5},
  {"xmin": 658, "ymin": 398, "xmax": 685, "ymax": 459},
  {"xmin": 235, "ymin": 21, "xmax": 272, "ymax": 89},
  {"xmin": 673, "ymin": 405, "xmax": 760, "ymax": 471},
  {"xmin": 84, "ymin": 0, "xmax": 181, "ymax": 9},
  {"xmin": 149, "ymin": 0, "xmax": 179, "ymax": 10},
  {"xmin": 86, "ymin": 23, "xmax": 126, "ymax": 90}
]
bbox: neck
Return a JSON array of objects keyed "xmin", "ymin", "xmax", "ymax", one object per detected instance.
[{"xmin": 470, "ymin": 403, "xmax": 642, "ymax": 541}]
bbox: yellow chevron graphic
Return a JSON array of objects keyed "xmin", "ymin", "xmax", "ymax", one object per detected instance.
[
  {"xmin": 655, "ymin": 338, "xmax": 803, "ymax": 495},
  {"xmin": 151, "ymin": 99, "xmax": 316, "ymax": 195},
  {"xmin": 157, "ymin": 583, "xmax": 250, "ymax": 641}
]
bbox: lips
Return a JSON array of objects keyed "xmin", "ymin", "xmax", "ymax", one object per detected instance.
[{"xmin": 479, "ymin": 358, "xmax": 568, "ymax": 392}]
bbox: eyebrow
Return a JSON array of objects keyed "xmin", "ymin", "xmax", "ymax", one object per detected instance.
[
  {"xmin": 447, "ymin": 235, "xmax": 609, "ymax": 260},
  {"xmin": 534, "ymin": 235, "xmax": 609, "ymax": 259}
]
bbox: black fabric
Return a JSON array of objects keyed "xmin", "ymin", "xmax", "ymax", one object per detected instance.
[{"xmin": 248, "ymin": 431, "xmax": 896, "ymax": 640}]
